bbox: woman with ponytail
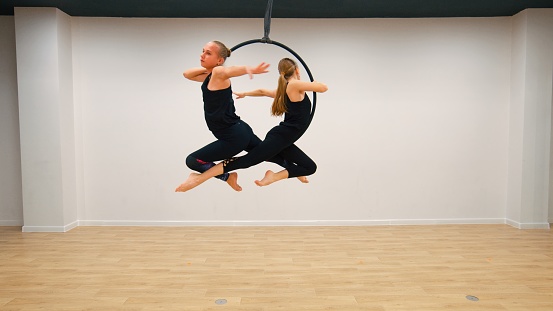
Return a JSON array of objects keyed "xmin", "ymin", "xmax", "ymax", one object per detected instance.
[
  {"xmin": 179, "ymin": 41, "xmax": 286, "ymax": 192},
  {"xmin": 176, "ymin": 57, "xmax": 328, "ymax": 192}
]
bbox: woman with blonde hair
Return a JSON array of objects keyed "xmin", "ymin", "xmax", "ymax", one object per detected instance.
[
  {"xmin": 180, "ymin": 40, "xmax": 285, "ymax": 191},
  {"xmin": 176, "ymin": 57, "xmax": 328, "ymax": 192}
]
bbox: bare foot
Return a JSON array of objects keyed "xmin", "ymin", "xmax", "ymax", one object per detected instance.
[
  {"xmin": 297, "ymin": 176, "xmax": 309, "ymax": 183},
  {"xmin": 226, "ymin": 172, "xmax": 242, "ymax": 191},
  {"xmin": 255, "ymin": 170, "xmax": 277, "ymax": 187},
  {"xmin": 175, "ymin": 172, "xmax": 202, "ymax": 192}
]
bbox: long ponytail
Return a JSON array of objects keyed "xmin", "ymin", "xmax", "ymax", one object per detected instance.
[{"xmin": 271, "ymin": 58, "xmax": 297, "ymax": 116}]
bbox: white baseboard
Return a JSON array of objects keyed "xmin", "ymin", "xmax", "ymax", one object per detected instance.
[
  {"xmin": 79, "ymin": 218, "xmax": 507, "ymax": 227},
  {"xmin": 506, "ymin": 219, "xmax": 551, "ymax": 229},
  {"xmin": 22, "ymin": 220, "xmax": 79, "ymax": 232},
  {"xmin": 15, "ymin": 218, "xmax": 549, "ymax": 232}
]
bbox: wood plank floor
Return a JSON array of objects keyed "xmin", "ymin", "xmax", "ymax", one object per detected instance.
[{"xmin": 1, "ymin": 225, "xmax": 552, "ymax": 310}]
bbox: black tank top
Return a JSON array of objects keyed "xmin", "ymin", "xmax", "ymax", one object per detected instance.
[
  {"xmin": 201, "ymin": 73, "xmax": 240, "ymax": 132},
  {"xmin": 280, "ymin": 93, "xmax": 312, "ymax": 131}
]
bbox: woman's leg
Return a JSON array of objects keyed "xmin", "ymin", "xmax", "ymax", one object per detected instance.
[
  {"xmin": 255, "ymin": 144, "xmax": 316, "ymax": 187},
  {"xmin": 175, "ymin": 161, "xmax": 226, "ymax": 192},
  {"xmin": 180, "ymin": 122, "xmax": 252, "ymax": 191},
  {"xmin": 186, "ymin": 120, "xmax": 286, "ymax": 177},
  {"xmin": 183, "ymin": 145, "xmax": 242, "ymax": 192},
  {"xmin": 186, "ymin": 140, "xmax": 235, "ymax": 181},
  {"xmin": 176, "ymin": 126, "xmax": 295, "ymax": 192},
  {"xmin": 254, "ymin": 170, "xmax": 289, "ymax": 186},
  {"xmin": 241, "ymin": 121, "xmax": 289, "ymax": 169},
  {"xmin": 223, "ymin": 126, "xmax": 297, "ymax": 173},
  {"xmin": 276, "ymin": 144, "xmax": 317, "ymax": 178}
]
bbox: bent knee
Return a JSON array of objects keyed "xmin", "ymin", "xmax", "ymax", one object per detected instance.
[
  {"xmin": 307, "ymin": 162, "xmax": 317, "ymax": 175},
  {"xmin": 186, "ymin": 155, "xmax": 212, "ymax": 171},
  {"xmin": 185, "ymin": 155, "xmax": 197, "ymax": 169}
]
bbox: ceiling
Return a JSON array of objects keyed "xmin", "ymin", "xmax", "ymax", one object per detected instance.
[{"xmin": 2, "ymin": 0, "xmax": 553, "ymax": 18}]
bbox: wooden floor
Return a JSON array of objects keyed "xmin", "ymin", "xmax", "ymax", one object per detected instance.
[{"xmin": 1, "ymin": 225, "xmax": 552, "ymax": 310}]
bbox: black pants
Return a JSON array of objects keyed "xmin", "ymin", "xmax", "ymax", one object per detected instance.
[
  {"xmin": 223, "ymin": 124, "xmax": 316, "ymax": 178},
  {"xmin": 186, "ymin": 120, "xmax": 285, "ymax": 181}
]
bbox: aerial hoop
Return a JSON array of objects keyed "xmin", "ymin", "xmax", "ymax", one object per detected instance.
[{"xmin": 230, "ymin": 0, "xmax": 317, "ymax": 123}]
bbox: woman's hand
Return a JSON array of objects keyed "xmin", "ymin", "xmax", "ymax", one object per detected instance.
[{"xmin": 246, "ymin": 62, "xmax": 270, "ymax": 78}]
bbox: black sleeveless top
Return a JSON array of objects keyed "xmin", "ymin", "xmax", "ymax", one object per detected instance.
[
  {"xmin": 280, "ymin": 93, "xmax": 312, "ymax": 131},
  {"xmin": 201, "ymin": 73, "xmax": 240, "ymax": 132}
]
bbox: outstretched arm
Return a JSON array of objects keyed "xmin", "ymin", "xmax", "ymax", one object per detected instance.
[
  {"xmin": 213, "ymin": 62, "xmax": 270, "ymax": 80},
  {"xmin": 233, "ymin": 89, "xmax": 277, "ymax": 99},
  {"xmin": 183, "ymin": 67, "xmax": 209, "ymax": 82},
  {"xmin": 288, "ymin": 80, "xmax": 328, "ymax": 93}
]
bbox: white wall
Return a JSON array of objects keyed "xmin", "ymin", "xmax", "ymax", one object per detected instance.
[
  {"xmin": 0, "ymin": 16, "xmax": 23, "ymax": 226},
  {"xmin": 3, "ymin": 9, "xmax": 551, "ymax": 229},
  {"xmin": 14, "ymin": 8, "xmax": 78, "ymax": 231},
  {"xmin": 70, "ymin": 16, "xmax": 512, "ymax": 225},
  {"xmin": 507, "ymin": 9, "xmax": 553, "ymax": 228}
]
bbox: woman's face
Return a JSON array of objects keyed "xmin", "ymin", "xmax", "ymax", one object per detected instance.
[{"xmin": 200, "ymin": 42, "xmax": 223, "ymax": 69}]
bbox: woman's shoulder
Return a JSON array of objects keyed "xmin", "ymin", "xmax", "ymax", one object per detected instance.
[
  {"xmin": 211, "ymin": 66, "xmax": 226, "ymax": 77},
  {"xmin": 285, "ymin": 79, "xmax": 304, "ymax": 92}
]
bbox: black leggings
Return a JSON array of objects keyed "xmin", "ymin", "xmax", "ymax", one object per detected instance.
[
  {"xmin": 223, "ymin": 124, "xmax": 316, "ymax": 178},
  {"xmin": 186, "ymin": 121, "xmax": 285, "ymax": 181}
]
